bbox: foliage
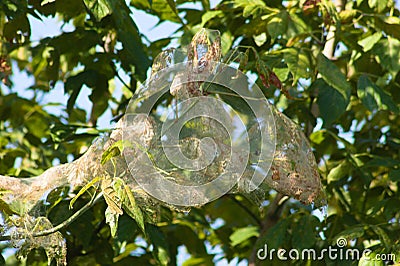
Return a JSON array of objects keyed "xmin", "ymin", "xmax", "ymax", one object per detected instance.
[{"xmin": 1, "ymin": 0, "xmax": 400, "ymax": 265}]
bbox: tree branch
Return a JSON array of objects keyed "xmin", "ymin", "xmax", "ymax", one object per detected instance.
[
  {"xmin": 0, "ymin": 120, "xmax": 126, "ymax": 206},
  {"xmin": 322, "ymin": 0, "xmax": 346, "ymax": 59},
  {"xmin": 0, "ymin": 193, "xmax": 103, "ymax": 242}
]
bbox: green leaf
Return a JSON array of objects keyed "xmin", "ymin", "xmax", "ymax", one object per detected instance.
[
  {"xmin": 253, "ymin": 32, "xmax": 267, "ymax": 47},
  {"xmin": 242, "ymin": 1, "xmax": 266, "ymax": 18},
  {"xmin": 83, "ymin": 0, "xmax": 112, "ymax": 21},
  {"xmin": 339, "ymin": 9, "xmax": 357, "ymax": 23},
  {"xmin": 89, "ymin": 86, "xmax": 111, "ymax": 125},
  {"xmin": 282, "ymin": 48, "xmax": 312, "ymax": 84},
  {"xmin": 316, "ymin": 53, "xmax": 352, "ymax": 125},
  {"xmin": 25, "ymin": 113, "xmax": 49, "ymax": 139},
  {"xmin": 256, "ymin": 218, "xmax": 290, "ymax": 249},
  {"xmin": 109, "ymin": 0, "xmax": 151, "ymax": 80},
  {"xmin": 102, "ymin": 176, "xmax": 123, "ymax": 215},
  {"xmin": 221, "ymin": 31, "xmax": 234, "ymax": 56},
  {"xmin": 101, "ymin": 140, "xmax": 127, "ymax": 165},
  {"xmin": 358, "ymin": 32, "xmax": 382, "ymax": 52},
  {"xmin": 229, "ymin": 226, "xmax": 259, "ymax": 246},
  {"xmin": 130, "ymin": 0, "xmax": 151, "ymax": 9},
  {"xmin": 105, "ymin": 206, "xmax": 119, "ymax": 237},
  {"xmin": 164, "ymin": 0, "xmax": 183, "ymax": 24},
  {"xmin": 371, "ymin": 225, "xmax": 391, "ymax": 249},
  {"xmin": 327, "ymin": 160, "xmax": 351, "ymax": 183},
  {"xmin": 3, "ymin": 14, "xmax": 31, "ymax": 41},
  {"xmin": 147, "ymin": 224, "xmax": 170, "ymax": 266},
  {"xmin": 332, "ymin": 226, "xmax": 365, "ymax": 245},
  {"xmin": 368, "ymin": 0, "xmax": 388, "ymax": 12},
  {"xmin": 267, "ymin": 11, "xmax": 288, "ymax": 39},
  {"xmin": 291, "ymin": 215, "xmax": 319, "ymax": 250},
  {"xmin": 122, "ymin": 182, "xmax": 146, "ymax": 234},
  {"xmin": 357, "ymin": 75, "xmax": 399, "ymax": 113},
  {"xmin": 132, "ymin": 0, "xmax": 181, "ymax": 23},
  {"xmin": 114, "ymin": 178, "xmax": 146, "ymax": 236},
  {"xmin": 314, "ymin": 79, "xmax": 349, "ymax": 125},
  {"xmin": 272, "ymin": 67, "xmax": 289, "ymax": 81},
  {"xmin": 182, "ymin": 256, "xmax": 214, "ymax": 266},
  {"xmin": 317, "ymin": 53, "xmax": 352, "ymax": 102},
  {"xmin": 372, "ymin": 37, "xmax": 400, "ymax": 74},
  {"xmin": 201, "ymin": 0, "xmax": 210, "ymax": 10},
  {"xmin": 45, "ymin": 186, "xmax": 69, "ymax": 213},
  {"xmin": 359, "ymin": 251, "xmax": 385, "ymax": 266},
  {"xmin": 389, "ymin": 169, "xmax": 400, "ymax": 182},
  {"xmin": 201, "ymin": 10, "xmax": 223, "ymax": 27},
  {"xmin": 65, "ymin": 70, "xmax": 98, "ymax": 112},
  {"xmin": 0, "ymin": 198, "xmax": 17, "ymax": 216},
  {"xmin": 116, "ymin": 221, "xmax": 138, "ymax": 246},
  {"xmin": 382, "ymin": 16, "xmax": 400, "ymax": 25},
  {"xmin": 376, "ymin": 16, "xmax": 400, "ymax": 39},
  {"xmin": 9, "ymin": 200, "xmax": 30, "ymax": 216},
  {"xmin": 309, "ymin": 129, "xmax": 330, "ymax": 145},
  {"xmin": 41, "ymin": 0, "xmax": 56, "ymax": 6},
  {"xmin": 70, "ymin": 176, "xmax": 101, "ymax": 209}
]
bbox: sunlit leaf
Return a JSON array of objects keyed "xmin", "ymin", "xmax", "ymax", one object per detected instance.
[
  {"xmin": 358, "ymin": 32, "xmax": 382, "ymax": 52},
  {"xmin": 122, "ymin": 181, "xmax": 146, "ymax": 234},
  {"xmin": 41, "ymin": 0, "xmax": 56, "ymax": 6},
  {"xmin": 368, "ymin": 0, "xmax": 388, "ymax": 13},
  {"xmin": 182, "ymin": 256, "xmax": 214, "ymax": 266},
  {"xmin": 359, "ymin": 251, "xmax": 385, "ymax": 266},
  {"xmin": 82, "ymin": 0, "xmax": 112, "ymax": 21},
  {"xmin": 327, "ymin": 160, "xmax": 351, "ymax": 183},
  {"xmin": 201, "ymin": 10, "xmax": 223, "ymax": 27},
  {"xmin": 282, "ymin": 48, "xmax": 312, "ymax": 84},
  {"xmin": 230, "ymin": 226, "xmax": 259, "ymax": 246},
  {"xmin": 105, "ymin": 206, "xmax": 119, "ymax": 237},
  {"xmin": 253, "ymin": 33, "xmax": 267, "ymax": 47},
  {"xmin": 70, "ymin": 176, "xmax": 101, "ymax": 209},
  {"xmin": 101, "ymin": 140, "xmax": 127, "ymax": 165},
  {"xmin": 372, "ymin": 37, "xmax": 400, "ymax": 74},
  {"xmin": 102, "ymin": 176, "xmax": 123, "ymax": 215}
]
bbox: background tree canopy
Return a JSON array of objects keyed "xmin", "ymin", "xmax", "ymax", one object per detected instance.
[{"xmin": 1, "ymin": 0, "xmax": 400, "ymax": 265}]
